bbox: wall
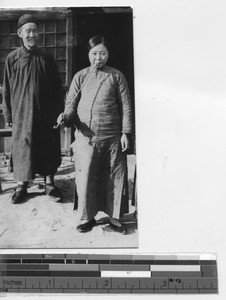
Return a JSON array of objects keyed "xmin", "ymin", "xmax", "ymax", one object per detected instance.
[
  {"xmin": 135, "ymin": 0, "xmax": 226, "ymax": 251},
  {"xmin": 134, "ymin": 2, "xmax": 226, "ymax": 297}
]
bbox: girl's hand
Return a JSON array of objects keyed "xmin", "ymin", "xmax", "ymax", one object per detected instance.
[
  {"xmin": 121, "ymin": 133, "xmax": 130, "ymax": 152},
  {"xmin": 54, "ymin": 113, "xmax": 64, "ymax": 129},
  {"xmin": 57, "ymin": 113, "xmax": 64, "ymax": 125}
]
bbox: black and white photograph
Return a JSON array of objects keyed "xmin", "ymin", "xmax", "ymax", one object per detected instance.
[
  {"xmin": 1, "ymin": 0, "xmax": 226, "ymax": 299},
  {"xmin": 0, "ymin": 6, "xmax": 137, "ymax": 248}
]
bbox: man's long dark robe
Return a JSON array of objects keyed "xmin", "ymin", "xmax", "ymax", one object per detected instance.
[{"xmin": 2, "ymin": 46, "xmax": 64, "ymax": 181}]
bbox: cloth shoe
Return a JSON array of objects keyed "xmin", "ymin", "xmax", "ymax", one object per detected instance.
[
  {"xmin": 76, "ymin": 218, "xmax": 96, "ymax": 233},
  {"xmin": 45, "ymin": 184, "xmax": 62, "ymax": 199},
  {"xmin": 109, "ymin": 221, "xmax": 127, "ymax": 235},
  {"xmin": 11, "ymin": 186, "xmax": 27, "ymax": 204}
]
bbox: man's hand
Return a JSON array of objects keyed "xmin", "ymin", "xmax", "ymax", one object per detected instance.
[
  {"xmin": 121, "ymin": 133, "xmax": 130, "ymax": 152},
  {"xmin": 7, "ymin": 122, "xmax": 12, "ymax": 127}
]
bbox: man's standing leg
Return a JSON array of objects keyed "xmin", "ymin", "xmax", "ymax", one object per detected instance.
[
  {"xmin": 44, "ymin": 174, "xmax": 62, "ymax": 199},
  {"xmin": 12, "ymin": 181, "xmax": 28, "ymax": 204}
]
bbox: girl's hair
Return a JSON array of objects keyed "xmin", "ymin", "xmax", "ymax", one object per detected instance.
[{"xmin": 87, "ymin": 36, "xmax": 109, "ymax": 51}]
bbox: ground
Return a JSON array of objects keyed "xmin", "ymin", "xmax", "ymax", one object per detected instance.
[{"xmin": 0, "ymin": 155, "xmax": 138, "ymax": 249}]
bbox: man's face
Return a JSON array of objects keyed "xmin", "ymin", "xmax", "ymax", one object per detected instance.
[{"xmin": 17, "ymin": 23, "xmax": 39, "ymax": 50}]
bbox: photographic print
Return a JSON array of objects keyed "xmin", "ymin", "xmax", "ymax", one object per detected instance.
[{"xmin": 0, "ymin": 6, "xmax": 137, "ymax": 248}]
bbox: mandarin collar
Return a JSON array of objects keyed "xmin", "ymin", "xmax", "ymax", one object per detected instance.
[
  {"xmin": 21, "ymin": 45, "xmax": 38, "ymax": 55},
  {"xmin": 90, "ymin": 65, "xmax": 107, "ymax": 73}
]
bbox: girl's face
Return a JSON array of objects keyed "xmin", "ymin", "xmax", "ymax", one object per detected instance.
[{"xmin": 88, "ymin": 43, "xmax": 109, "ymax": 69}]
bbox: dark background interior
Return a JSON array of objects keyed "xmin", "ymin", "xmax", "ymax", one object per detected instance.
[
  {"xmin": 71, "ymin": 7, "xmax": 135, "ymax": 140},
  {"xmin": 71, "ymin": 7, "xmax": 134, "ymax": 102}
]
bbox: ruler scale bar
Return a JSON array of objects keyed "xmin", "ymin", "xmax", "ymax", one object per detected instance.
[
  {"xmin": 0, "ymin": 259, "xmax": 217, "ymax": 265},
  {"xmin": 0, "ymin": 264, "xmax": 49, "ymax": 270},
  {"xmin": 0, "ymin": 265, "xmax": 215, "ymax": 273},
  {"xmin": 0, "ymin": 276, "xmax": 218, "ymax": 292},
  {"xmin": 0, "ymin": 254, "xmax": 216, "ymax": 262},
  {"xmin": 66, "ymin": 260, "xmax": 87, "ymax": 264},
  {"xmin": 101, "ymin": 271, "xmax": 151, "ymax": 278},
  {"xmin": 1, "ymin": 271, "xmax": 102, "ymax": 277},
  {"xmin": 0, "ymin": 254, "xmax": 218, "ymax": 294}
]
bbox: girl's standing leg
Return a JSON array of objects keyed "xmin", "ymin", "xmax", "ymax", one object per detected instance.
[
  {"xmin": 73, "ymin": 137, "xmax": 100, "ymax": 232},
  {"xmin": 107, "ymin": 141, "xmax": 128, "ymax": 233}
]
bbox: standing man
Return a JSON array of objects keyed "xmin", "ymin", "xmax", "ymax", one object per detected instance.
[{"xmin": 2, "ymin": 14, "xmax": 64, "ymax": 203}]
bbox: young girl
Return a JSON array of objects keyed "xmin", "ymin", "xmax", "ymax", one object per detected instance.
[{"xmin": 58, "ymin": 36, "xmax": 133, "ymax": 234}]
